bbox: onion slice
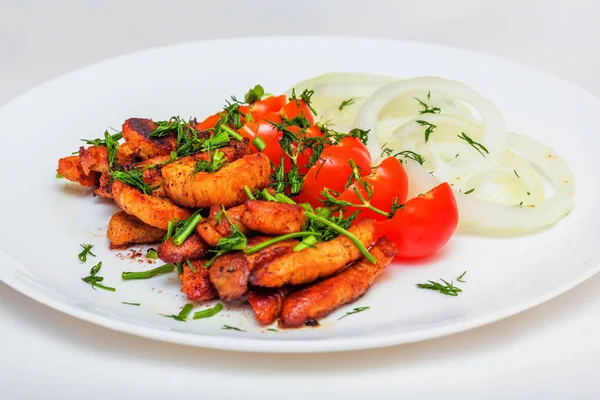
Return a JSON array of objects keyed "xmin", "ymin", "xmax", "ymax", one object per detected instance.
[
  {"xmin": 355, "ymin": 77, "xmax": 508, "ymax": 174},
  {"xmin": 403, "ymin": 132, "xmax": 575, "ymax": 234}
]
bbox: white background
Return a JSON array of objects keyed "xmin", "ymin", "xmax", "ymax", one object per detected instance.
[{"xmin": 1, "ymin": 0, "xmax": 599, "ymax": 398}]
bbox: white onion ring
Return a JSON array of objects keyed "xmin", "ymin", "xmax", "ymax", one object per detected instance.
[
  {"xmin": 355, "ymin": 77, "xmax": 508, "ymax": 174},
  {"xmin": 403, "ymin": 132, "xmax": 575, "ymax": 234}
]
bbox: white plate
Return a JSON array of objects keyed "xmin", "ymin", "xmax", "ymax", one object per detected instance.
[{"xmin": 0, "ymin": 37, "xmax": 598, "ymax": 353}]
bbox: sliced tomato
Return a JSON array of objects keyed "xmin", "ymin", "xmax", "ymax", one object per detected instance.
[
  {"xmin": 377, "ymin": 182, "xmax": 458, "ymax": 259},
  {"xmin": 337, "ymin": 157, "xmax": 409, "ymax": 222},
  {"xmin": 280, "ymin": 99, "xmax": 315, "ymax": 125},
  {"xmin": 298, "ymin": 137, "xmax": 372, "ymax": 209}
]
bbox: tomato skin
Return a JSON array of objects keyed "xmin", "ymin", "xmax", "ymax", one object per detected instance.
[
  {"xmin": 378, "ymin": 182, "xmax": 458, "ymax": 259},
  {"xmin": 337, "ymin": 157, "xmax": 409, "ymax": 222},
  {"xmin": 249, "ymin": 95, "xmax": 287, "ymax": 121},
  {"xmin": 196, "ymin": 113, "xmax": 222, "ymax": 131},
  {"xmin": 280, "ymin": 100, "xmax": 315, "ymax": 125},
  {"xmin": 298, "ymin": 137, "xmax": 372, "ymax": 208}
]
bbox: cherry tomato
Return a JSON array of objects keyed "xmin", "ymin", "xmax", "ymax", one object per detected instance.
[
  {"xmin": 337, "ymin": 157, "xmax": 409, "ymax": 222},
  {"xmin": 298, "ymin": 137, "xmax": 372, "ymax": 209},
  {"xmin": 248, "ymin": 95, "xmax": 287, "ymax": 121},
  {"xmin": 280, "ymin": 100, "xmax": 315, "ymax": 125},
  {"xmin": 378, "ymin": 182, "xmax": 458, "ymax": 259},
  {"xmin": 195, "ymin": 113, "xmax": 222, "ymax": 131}
]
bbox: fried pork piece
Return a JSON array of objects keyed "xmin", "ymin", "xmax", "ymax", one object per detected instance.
[
  {"xmin": 122, "ymin": 118, "xmax": 178, "ymax": 159},
  {"xmin": 137, "ymin": 155, "xmax": 170, "ymax": 197},
  {"xmin": 241, "ymin": 200, "xmax": 307, "ymax": 235},
  {"xmin": 196, "ymin": 204, "xmax": 250, "ymax": 247},
  {"xmin": 209, "ymin": 237, "xmax": 298, "ymax": 302},
  {"xmin": 278, "ymin": 237, "xmax": 397, "ymax": 328},
  {"xmin": 158, "ymin": 233, "xmax": 208, "ymax": 263},
  {"xmin": 247, "ymin": 287, "xmax": 291, "ymax": 325},
  {"xmin": 79, "ymin": 145, "xmax": 109, "ymax": 175},
  {"xmin": 180, "ymin": 261, "xmax": 217, "ymax": 301},
  {"xmin": 111, "ymin": 180, "xmax": 191, "ymax": 229},
  {"xmin": 94, "ymin": 172, "xmax": 113, "ymax": 199},
  {"xmin": 106, "ymin": 211, "xmax": 166, "ymax": 249},
  {"xmin": 161, "ymin": 153, "xmax": 271, "ymax": 208},
  {"xmin": 249, "ymin": 219, "xmax": 376, "ymax": 287},
  {"xmin": 57, "ymin": 155, "xmax": 100, "ymax": 187}
]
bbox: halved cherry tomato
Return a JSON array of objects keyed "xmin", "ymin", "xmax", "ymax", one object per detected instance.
[
  {"xmin": 377, "ymin": 182, "xmax": 458, "ymax": 259},
  {"xmin": 280, "ymin": 100, "xmax": 315, "ymax": 125},
  {"xmin": 337, "ymin": 157, "xmax": 409, "ymax": 222},
  {"xmin": 239, "ymin": 112, "xmax": 285, "ymax": 162},
  {"xmin": 298, "ymin": 137, "xmax": 372, "ymax": 208}
]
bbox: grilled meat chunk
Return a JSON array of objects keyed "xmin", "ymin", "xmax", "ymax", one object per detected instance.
[
  {"xmin": 278, "ymin": 238, "xmax": 397, "ymax": 328},
  {"xmin": 122, "ymin": 118, "xmax": 177, "ymax": 159},
  {"xmin": 158, "ymin": 233, "xmax": 208, "ymax": 263},
  {"xmin": 111, "ymin": 180, "xmax": 191, "ymax": 229},
  {"xmin": 79, "ymin": 145, "xmax": 109, "ymax": 175},
  {"xmin": 161, "ymin": 153, "xmax": 270, "ymax": 208},
  {"xmin": 241, "ymin": 200, "xmax": 307, "ymax": 235},
  {"xmin": 247, "ymin": 287, "xmax": 291, "ymax": 325},
  {"xmin": 57, "ymin": 155, "xmax": 100, "ymax": 187},
  {"xmin": 180, "ymin": 261, "xmax": 218, "ymax": 301},
  {"xmin": 106, "ymin": 211, "xmax": 166, "ymax": 249},
  {"xmin": 249, "ymin": 219, "xmax": 376, "ymax": 287}
]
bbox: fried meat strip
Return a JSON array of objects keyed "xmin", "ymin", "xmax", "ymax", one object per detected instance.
[
  {"xmin": 247, "ymin": 287, "xmax": 291, "ymax": 325},
  {"xmin": 106, "ymin": 211, "xmax": 166, "ymax": 249},
  {"xmin": 241, "ymin": 200, "xmax": 307, "ymax": 235},
  {"xmin": 278, "ymin": 237, "xmax": 397, "ymax": 328},
  {"xmin": 209, "ymin": 237, "xmax": 298, "ymax": 302},
  {"xmin": 79, "ymin": 145, "xmax": 109, "ymax": 175},
  {"xmin": 94, "ymin": 172, "xmax": 113, "ymax": 199},
  {"xmin": 122, "ymin": 118, "xmax": 177, "ymax": 159},
  {"xmin": 161, "ymin": 153, "xmax": 271, "ymax": 208},
  {"xmin": 195, "ymin": 204, "xmax": 248, "ymax": 246},
  {"xmin": 57, "ymin": 155, "xmax": 100, "ymax": 187},
  {"xmin": 249, "ymin": 219, "xmax": 376, "ymax": 288},
  {"xmin": 111, "ymin": 180, "xmax": 191, "ymax": 229},
  {"xmin": 158, "ymin": 233, "xmax": 208, "ymax": 263},
  {"xmin": 180, "ymin": 261, "xmax": 217, "ymax": 301}
]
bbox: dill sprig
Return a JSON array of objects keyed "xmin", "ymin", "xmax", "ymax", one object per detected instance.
[
  {"xmin": 109, "ymin": 168, "xmax": 161, "ymax": 195},
  {"xmin": 338, "ymin": 306, "xmax": 370, "ymax": 320},
  {"xmin": 415, "ymin": 120, "xmax": 437, "ymax": 143},
  {"xmin": 414, "ymin": 91, "xmax": 441, "ymax": 114},
  {"xmin": 457, "ymin": 132, "xmax": 489, "ymax": 157}
]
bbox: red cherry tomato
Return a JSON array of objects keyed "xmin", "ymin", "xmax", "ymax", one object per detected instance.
[
  {"xmin": 337, "ymin": 157, "xmax": 409, "ymax": 222},
  {"xmin": 298, "ymin": 137, "xmax": 372, "ymax": 209},
  {"xmin": 195, "ymin": 113, "xmax": 222, "ymax": 131},
  {"xmin": 280, "ymin": 99, "xmax": 315, "ymax": 125},
  {"xmin": 248, "ymin": 95, "xmax": 287, "ymax": 121},
  {"xmin": 378, "ymin": 182, "xmax": 459, "ymax": 259}
]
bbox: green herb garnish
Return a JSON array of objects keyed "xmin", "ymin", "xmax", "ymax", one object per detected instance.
[
  {"xmin": 162, "ymin": 303, "xmax": 194, "ymax": 322},
  {"xmin": 244, "ymin": 84, "xmax": 265, "ymax": 104},
  {"xmin": 81, "ymin": 261, "xmax": 115, "ymax": 292},
  {"xmin": 193, "ymin": 303, "xmax": 223, "ymax": 319},
  {"xmin": 415, "ymin": 120, "xmax": 437, "ymax": 143},
  {"xmin": 221, "ymin": 324, "xmax": 246, "ymax": 332},
  {"xmin": 457, "ymin": 132, "xmax": 489, "ymax": 157},
  {"xmin": 78, "ymin": 243, "xmax": 96, "ymax": 262},
  {"xmin": 122, "ymin": 302, "xmax": 141, "ymax": 306},
  {"xmin": 172, "ymin": 211, "xmax": 202, "ymax": 246},
  {"xmin": 414, "ymin": 91, "xmax": 441, "ymax": 114},
  {"xmin": 416, "ymin": 278, "xmax": 462, "ymax": 296},
  {"xmin": 146, "ymin": 248, "xmax": 158, "ymax": 259},
  {"xmin": 121, "ymin": 264, "xmax": 175, "ymax": 280},
  {"xmin": 193, "ymin": 150, "xmax": 227, "ymax": 173},
  {"xmin": 338, "ymin": 306, "xmax": 370, "ymax": 320},
  {"xmin": 456, "ymin": 271, "xmax": 467, "ymax": 283},
  {"xmin": 109, "ymin": 168, "xmax": 161, "ymax": 195},
  {"xmin": 339, "ymin": 98, "xmax": 355, "ymax": 111},
  {"xmin": 463, "ymin": 188, "xmax": 475, "ymax": 195}
]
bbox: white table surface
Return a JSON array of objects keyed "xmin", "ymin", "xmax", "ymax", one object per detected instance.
[{"xmin": 1, "ymin": 1, "xmax": 599, "ymax": 398}]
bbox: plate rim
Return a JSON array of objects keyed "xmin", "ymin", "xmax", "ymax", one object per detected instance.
[{"xmin": 1, "ymin": 35, "xmax": 598, "ymax": 353}]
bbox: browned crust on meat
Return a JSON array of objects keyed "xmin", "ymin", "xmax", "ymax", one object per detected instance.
[
  {"xmin": 247, "ymin": 287, "xmax": 291, "ymax": 325},
  {"xmin": 111, "ymin": 180, "xmax": 191, "ymax": 229},
  {"xmin": 208, "ymin": 237, "xmax": 298, "ymax": 302},
  {"xmin": 180, "ymin": 261, "xmax": 217, "ymax": 301},
  {"xmin": 57, "ymin": 155, "xmax": 100, "ymax": 187},
  {"xmin": 106, "ymin": 211, "xmax": 166, "ymax": 249},
  {"xmin": 278, "ymin": 237, "xmax": 397, "ymax": 328},
  {"xmin": 208, "ymin": 253, "xmax": 249, "ymax": 302},
  {"xmin": 161, "ymin": 153, "xmax": 271, "ymax": 208},
  {"xmin": 122, "ymin": 118, "xmax": 177, "ymax": 159},
  {"xmin": 94, "ymin": 172, "xmax": 113, "ymax": 199},
  {"xmin": 158, "ymin": 233, "xmax": 208, "ymax": 263},
  {"xmin": 249, "ymin": 219, "xmax": 376, "ymax": 288},
  {"xmin": 79, "ymin": 145, "xmax": 109, "ymax": 175},
  {"xmin": 195, "ymin": 221, "xmax": 223, "ymax": 247},
  {"xmin": 241, "ymin": 200, "xmax": 307, "ymax": 235}
]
